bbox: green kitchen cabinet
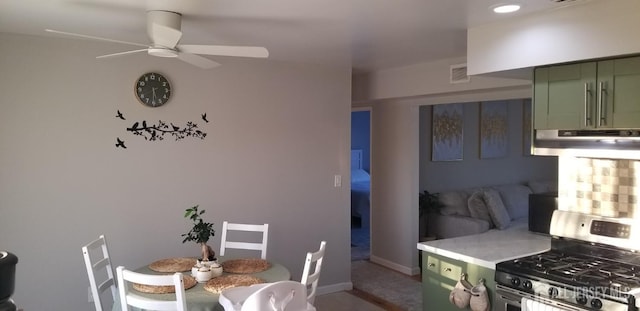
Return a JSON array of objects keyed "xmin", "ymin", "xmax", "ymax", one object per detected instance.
[
  {"xmin": 534, "ymin": 56, "xmax": 640, "ymax": 130},
  {"xmin": 421, "ymin": 250, "xmax": 495, "ymax": 311}
]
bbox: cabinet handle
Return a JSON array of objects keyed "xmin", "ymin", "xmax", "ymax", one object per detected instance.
[
  {"xmin": 445, "ymin": 268, "xmax": 452, "ymax": 272},
  {"xmin": 428, "ymin": 263, "xmax": 436, "ymax": 267},
  {"xmin": 599, "ymin": 81, "xmax": 607, "ymax": 126},
  {"xmin": 584, "ymin": 83, "xmax": 592, "ymax": 126}
]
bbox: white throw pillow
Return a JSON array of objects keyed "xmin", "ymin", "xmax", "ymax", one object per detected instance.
[
  {"xmin": 483, "ymin": 189, "xmax": 511, "ymax": 230},
  {"xmin": 351, "ymin": 169, "xmax": 370, "ymax": 183},
  {"xmin": 467, "ymin": 191, "xmax": 493, "ymax": 227}
]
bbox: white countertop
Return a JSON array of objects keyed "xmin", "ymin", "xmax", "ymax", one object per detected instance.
[{"xmin": 417, "ymin": 222, "xmax": 551, "ymax": 270}]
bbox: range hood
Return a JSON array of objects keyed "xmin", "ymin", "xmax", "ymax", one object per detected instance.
[{"xmin": 535, "ymin": 129, "xmax": 640, "ymax": 150}]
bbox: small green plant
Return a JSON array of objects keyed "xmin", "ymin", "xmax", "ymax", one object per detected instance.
[{"xmin": 181, "ymin": 205, "xmax": 216, "ymax": 261}]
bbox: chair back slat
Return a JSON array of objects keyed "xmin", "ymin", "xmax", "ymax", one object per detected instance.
[
  {"xmin": 220, "ymin": 221, "xmax": 269, "ymax": 259},
  {"xmin": 220, "ymin": 281, "xmax": 316, "ymax": 311},
  {"xmin": 300, "ymin": 241, "xmax": 326, "ymax": 305},
  {"xmin": 82, "ymin": 235, "xmax": 118, "ymax": 311},
  {"xmin": 116, "ymin": 266, "xmax": 187, "ymax": 311}
]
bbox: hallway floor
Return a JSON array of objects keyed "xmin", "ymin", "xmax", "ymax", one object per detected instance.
[
  {"xmin": 350, "ymin": 214, "xmax": 422, "ymax": 310},
  {"xmin": 351, "ymin": 223, "xmax": 370, "ymax": 261},
  {"xmin": 316, "ymin": 260, "xmax": 422, "ymax": 311},
  {"xmin": 315, "ymin": 291, "xmax": 386, "ymax": 311}
]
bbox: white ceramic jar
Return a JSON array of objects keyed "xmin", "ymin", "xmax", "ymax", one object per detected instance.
[
  {"xmin": 195, "ymin": 267, "xmax": 213, "ymax": 283},
  {"xmin": 209, "ymin": 262, "xmax": 223, "ymax": 277}
]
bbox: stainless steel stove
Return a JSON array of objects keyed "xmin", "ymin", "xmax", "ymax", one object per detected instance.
[{"xmin": 495, "ymin": 210, "xmax": 640, "ymax": 311}]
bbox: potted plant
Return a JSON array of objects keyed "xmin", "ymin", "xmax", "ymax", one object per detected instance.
[
  {"xmin": 181, "ymin": 205, "xmax": 216, "ymax": 262},
  {"xmin": 419, "ymin": 190, "xmax": 443, "ymax": 238}
]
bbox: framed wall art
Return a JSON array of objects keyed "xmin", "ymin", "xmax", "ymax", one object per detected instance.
[
  {"xmin": 480, "ymin": 101, "xmax": 508, "ymax": 159},
  {"xmin": 431, "ymin": 103, "xmax": 463, "ymax": 161}
]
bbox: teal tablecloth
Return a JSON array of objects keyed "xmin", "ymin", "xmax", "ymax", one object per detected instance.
[{"xmin": 114, "ymin": 257, "xmax": 291, "ymax": 311}]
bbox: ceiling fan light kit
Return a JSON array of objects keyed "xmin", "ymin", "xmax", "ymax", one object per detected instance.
[
  {"xmin": 148, "ymin": 48, "xmax": 178, "ymax": 58},
  {"xmin": 45, "ymin": 10, "xmax": 269, "ymax": 69}
]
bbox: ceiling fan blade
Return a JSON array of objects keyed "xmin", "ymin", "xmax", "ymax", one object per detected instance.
[
  {"xmin": 97, "ymin": 49, "xmax": 148, "ymax": 59},
  {"xmin": 45, "ymin": 29, "xmax": 148, "ymax": 48},
  {"xmin": 177, "ymin": 52, "xmax": 221, "ymax": 69},
  {"xmin": 151, "ymin": 23, "xmax": 182, "ymax": 48},
  {"xmin": 178, "ymin": 45, "xmax": 269, "ymax": 58}
]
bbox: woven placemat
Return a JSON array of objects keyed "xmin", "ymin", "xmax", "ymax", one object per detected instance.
[
  {"xmin": 203, "ymin": 275, "xmax": 265, "ymax": 294},
  {"xmin": 221, "ymin": 258, "xmax": 270, "ymax": 274},
  {"xmin": 148, "ymin": 257, "xmax": 196, "ymax": 273},
  {"xmin": 132, "ymin": 275, "xmax": 197, "ymax": 294}
]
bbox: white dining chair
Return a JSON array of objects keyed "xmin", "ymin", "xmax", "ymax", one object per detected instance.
[
  {"xmin": 220, "ymin": 221, "xmax": 269, "ymax": 259},
  {"xmin": 219, "ymin": 281, "xmax": 316, "ymax": 311},
  {"xmin": 116, "ymin": 266, "xmax": 187, "ymax": 311},
  {"xmin": 82, "ymin": 234, "xmax": 119, "ymax": 311},
  {"xmin": 300, "ymin": 241, "xmax": 326, "ymax": 305}
]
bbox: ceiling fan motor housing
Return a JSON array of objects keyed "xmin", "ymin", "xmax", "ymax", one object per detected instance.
[
  {"xmin": 146, "ymin": 10, "xmax": 182, "ymax": 57},
  {"xmin": 146, "ymin": 10, "xmax": 182, "ymax": 38}
]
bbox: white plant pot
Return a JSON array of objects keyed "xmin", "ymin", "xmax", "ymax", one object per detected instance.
[
  {"xmin": 210, "ymin": 265, "xmax": 223, "ymax": 278},
  {"xmin": 195, "ymin": 269, "xmax": 213, "ymax": 283}
]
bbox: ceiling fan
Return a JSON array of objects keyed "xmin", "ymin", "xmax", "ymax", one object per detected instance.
[{"xmin": 45, "ymin": 10, "xmax": 269, "ymax": 69}]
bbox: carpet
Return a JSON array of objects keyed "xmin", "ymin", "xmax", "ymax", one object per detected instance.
[
  {"xmin": 351, "ymin": 226, "xmax": 370, "ymax": 261},
  {"xmin": 351, "ymin": 260, "xmax": 422, "ymax": 311}
]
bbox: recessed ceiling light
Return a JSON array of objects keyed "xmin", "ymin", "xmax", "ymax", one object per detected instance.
[{"xmin": 493, "ymin": 4, "xmax": 521, "ymax": 13}]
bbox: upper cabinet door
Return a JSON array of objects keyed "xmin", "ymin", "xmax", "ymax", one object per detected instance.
[
  {"xmin": 534, "ymin": 62, "xmax": 597, "ymax": 130},
  {"xmin": 534, "ymin": 56, "xmax": 640, "ymax": 131},
  {"xmin": 598, "ymin": 56, "xmax": 640, "ymax": 128}
]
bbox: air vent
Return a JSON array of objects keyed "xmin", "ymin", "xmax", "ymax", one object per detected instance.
[{"xmin": 450, "ymin": 63, "xmax": 470, "ymax": 84}]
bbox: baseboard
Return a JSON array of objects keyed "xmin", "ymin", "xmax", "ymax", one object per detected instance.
[
  {"xmin": 411, "ymin": 265, "xmax": 421, "ymax": 275},
  {"xmin": 316, "ymin": 282, "xmax": 353, "ymax": 296},
  {"xmin": 370, "ymin": 255, "xmax": 419, "ymax": 276}
]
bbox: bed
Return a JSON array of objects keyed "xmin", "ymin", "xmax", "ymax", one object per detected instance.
[{"xmin": 351, "ymin": 150, "xmax": 370, "ymax": 228}]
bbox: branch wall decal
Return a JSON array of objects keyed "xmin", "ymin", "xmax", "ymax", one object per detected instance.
[
  {"xmin": 114, "ymin": 110, "xmax": 209, "ymax": 149},
  {"xmin": 126, "ymin": 120, "xmax": 206, "ymax": 141}
]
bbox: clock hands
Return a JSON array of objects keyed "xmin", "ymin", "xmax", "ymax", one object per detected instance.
[{"xmin": 150, "ymin": 87, "xmax": 159, "ymax": 106}]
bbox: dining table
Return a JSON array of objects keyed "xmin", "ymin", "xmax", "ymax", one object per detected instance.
[{"xmin": 116, "ymin": 256, "xmax": 291, "ymax": 311}]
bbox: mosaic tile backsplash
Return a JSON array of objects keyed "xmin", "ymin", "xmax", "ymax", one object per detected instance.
[{"xmin": 559, "ymin": 157, "xmax": 639, "ymax": 218}]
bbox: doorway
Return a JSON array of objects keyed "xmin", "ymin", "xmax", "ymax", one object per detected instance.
[{"xmin": 351, "ymin": 109, "xmax": 371, "ymax": 261}]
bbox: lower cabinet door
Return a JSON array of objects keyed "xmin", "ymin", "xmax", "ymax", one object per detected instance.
[{"xmin": 421, "ymin": 251, "xmax": 495, "ymax": 311}]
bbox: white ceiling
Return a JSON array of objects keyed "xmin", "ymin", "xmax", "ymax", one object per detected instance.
[{"xmin": 0, "ymin": 0, "xmax": 589, "ymax": 73}]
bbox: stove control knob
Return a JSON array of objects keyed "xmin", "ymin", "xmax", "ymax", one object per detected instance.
[
  {"xmin": 576, "ymin": 293, "xmax": 588, "ymax": 305},
  {"xmin": 523, "ymin": 280, "xmax": 532, "ymax": 290},
  {"xmin": 511, "ymin": 278, "xmax": 521, "ymax": 287},
  {"xmin": 548, "ymin": 287, "xmax": 559, "ymax": 298},
  {"xmin": 590, "ymin": 298, "xmax": 603, "ymax": 309}
]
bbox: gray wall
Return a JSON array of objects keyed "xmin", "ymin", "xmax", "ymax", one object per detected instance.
[
  {"xmin": 0, "ymin": 33, "xmax": 352, "ymax": 310},
  {"xmin": 419, "ymin": 99, "xmax": 558, "ymax": 193}
]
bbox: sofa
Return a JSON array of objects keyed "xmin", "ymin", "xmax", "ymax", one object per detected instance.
[{"xmin": 426, "ymin": 180, "xmax": 557, "ymax": 240}]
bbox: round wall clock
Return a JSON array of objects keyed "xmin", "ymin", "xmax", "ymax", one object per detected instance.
[{"xmin": 135, "ymin": 72, "xmax": 171, "ymax": 107}]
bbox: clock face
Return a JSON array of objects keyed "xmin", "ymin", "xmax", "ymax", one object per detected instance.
[{"xmin": 135, "ymin": 72, "xmax": 171, "ymax": 107}]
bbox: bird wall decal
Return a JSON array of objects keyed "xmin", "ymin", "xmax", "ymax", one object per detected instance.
[
  {"xmin": 116, "ymin": 110, "xmax": 126, "ymax": 120},
  {"xmin": 201, "ymin": 113, "xmax": 209, "ymax": 123},
  {"xmin": 116, "ymin": 137, "xmax": 126, "ymax": 149}
]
